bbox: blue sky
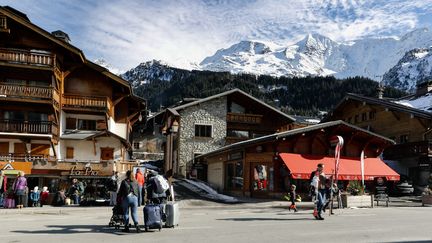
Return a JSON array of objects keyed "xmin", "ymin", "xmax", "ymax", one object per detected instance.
[{"xmin": 1, "ymin": 0, "xmax": 432, "ymax": 72}]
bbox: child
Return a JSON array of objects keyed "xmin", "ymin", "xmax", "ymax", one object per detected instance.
[
  {"xmin": 288, "ymin": 184, "xmax": 297, "ymax": 212},
  {"xmin": 40, "ymin": 186, "xmax": 49, "ymax": 207},
  {"xmin": 29, "ymin": 186, "xmax": 40, "ymax": 207}
]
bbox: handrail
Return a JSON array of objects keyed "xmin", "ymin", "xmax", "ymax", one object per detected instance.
[
  {"xmin": 62, "ymin": 94, "xmax": 110, "ymax": 109},
  {"xmin": 226, "ymin": 112, "xmax": 263, "ymax": 124},
  {"xmin": 0, "ymin": 83, "xmax": 53, "ymax": 99},
  {"xmin": 0, "ymin": 48, "xmax": 55, "ymax": 67},
  {"xmin": 0, "ymin": 120, "xmax": 52, "ymax": 134}
]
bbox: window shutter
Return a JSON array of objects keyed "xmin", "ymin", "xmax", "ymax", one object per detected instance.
[{"xmin": 66, "ymin": 118, "xmax": 76, "ymax": 130}]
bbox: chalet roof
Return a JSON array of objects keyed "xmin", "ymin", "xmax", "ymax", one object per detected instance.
[
  {"xmin": 0, "ymin": 6, "xmax": 85, "ymax": 62},
  {"xmin": 323, "ymin": 93, "xmax": 432, "ymax": 121},
  {"xmin": 172, "ymin": 88, "xmax": 295, "ymax": 122},
  {"xmin": 196, "ymin": 120, "xmax": 394, "ymax": 159},
  {"xmin": 0, "ymin": 6, "xmax": 136, "ymax": 92}
]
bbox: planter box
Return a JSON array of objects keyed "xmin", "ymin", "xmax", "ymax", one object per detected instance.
[
  {"xmin": 422, "ymin": 195, "xmax": 432, "ymax": 206},
  {"xmin": 341, "ymin": 194, "xmax": 373, "ymax": 208}
]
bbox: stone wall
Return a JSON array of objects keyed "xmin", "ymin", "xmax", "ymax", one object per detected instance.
[{"xmin": 177, "ymin": 97, "xmax": 227, "ymax": 177}]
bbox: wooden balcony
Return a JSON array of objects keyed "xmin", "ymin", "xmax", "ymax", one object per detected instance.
[
  {"xmin": 0, "ymin": 120, "xmax": 52, "ymax": 134},
  {"xmin": 384, "ymin": 140, "xmax": 432, "ymax": 160},
  {"xmin": 62, "ymin": 94, "xmax": 112, "ymax": 114},
  {"xmin": 226, "ymin": 112, "xmax": 263, "ymax": 124},
  {"xmin": 0, "ymin": 48, "xmax": 55, "ymax": 68},
  {"xmin": 0, "ymin": 83, "xmax": 55, "ymax": 102}
]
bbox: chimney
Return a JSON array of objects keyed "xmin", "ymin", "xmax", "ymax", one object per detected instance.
[
  {"xmin": 377, "ymin": 84, "xmax": 384, "ymax": 99},
  {"xmin": 51, "ymin": 30, "xmax": 71, "ymax": 43},
  {"xmin": 416, "ymin": 80, "xmax": 432, "ymax": 96}
]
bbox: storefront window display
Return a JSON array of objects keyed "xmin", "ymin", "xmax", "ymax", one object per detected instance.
[{"xmin": 225, "ymin": 161, "xmax": 243, "ymax": 190}]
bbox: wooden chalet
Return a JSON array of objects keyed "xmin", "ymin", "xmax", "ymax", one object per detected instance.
[
  {"xmin": 0, "ymin": 6, "xmax": 145, "ymax": 193},
  {"xmin": 197, "ymin": 120, "xmax": 398, "ymax": 198},
  {"xmin": 323, "ymin": 91, "xmax": 432, "ymax": 192}
]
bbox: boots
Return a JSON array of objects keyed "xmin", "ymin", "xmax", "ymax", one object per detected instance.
[
  {"xmin": 122, "ymin": 225, "xmax": 130, "ymax": 232},
  {"xmin": 135, "ymin": 224, "xmax": 141, "ymax": 233}
]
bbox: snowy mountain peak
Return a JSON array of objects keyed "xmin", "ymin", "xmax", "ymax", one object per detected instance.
[{"xmin": 382, "ymin": 47, "xmax": 432, "ymax": 92}]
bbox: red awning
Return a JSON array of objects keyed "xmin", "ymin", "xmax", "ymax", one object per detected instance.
[{"xmin": 279, "ymin": 153, "xmax": 400, "ymax": 181}]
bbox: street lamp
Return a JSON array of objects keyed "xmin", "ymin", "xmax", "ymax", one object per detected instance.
[{"xmin": 171, "ymin": 120, "xmax": 179, "ymax": 133}]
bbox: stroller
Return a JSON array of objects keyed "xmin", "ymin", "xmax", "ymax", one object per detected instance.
[{"xmin": 108, "ymin": 204, "xmax": 125, "ymax": 229}]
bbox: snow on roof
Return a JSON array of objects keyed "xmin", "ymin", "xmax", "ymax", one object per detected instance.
[{"xmin": 394, "ymin": 93, "xmax": 432, "ymax": 112}]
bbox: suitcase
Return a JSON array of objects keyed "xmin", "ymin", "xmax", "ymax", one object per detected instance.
[
  {"xmin": 165, "ymin": 201, "xmax": 179, "ymax": 228},
  {"xmin": 4, "ymin": 198, "xmax": 15, "ymax": 208},
  {"xmin": 143, "ymin": 204, "xmax": 162, "ymax": 231}
]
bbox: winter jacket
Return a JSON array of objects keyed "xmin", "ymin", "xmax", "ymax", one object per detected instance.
[
  {"xmin": 13, "ymin": 176, "xmax": 27, "ymax": 192},
  {"xmin": 135, "ymin": 171, "xmax": 145, "ymax": 186},
  {"xmin": 118, "ymin": 179, "xmax": 139, "ymax": 198}
]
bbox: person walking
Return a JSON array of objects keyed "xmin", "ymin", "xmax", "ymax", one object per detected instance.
[
  {"xmin": 288, "ymin": 184, "xmax": 297, "ymax": 212},
  {"xmin": 135, "ymin": 168, "xmax": 145, "ymax": 206},
  {"xmin": 311, "ymin": 163, "xmax": 326, "ymax": 220},
  {"xmin": 118, "ymin": 170, "xmax": 140, "ymax": 233},
  {"xmin": 12, "ymin": 171, "xmax": 27, "ymax": 209},
  {"xmin": 108, "ymin": 171, "xmax": 119, "ymax": 206}
]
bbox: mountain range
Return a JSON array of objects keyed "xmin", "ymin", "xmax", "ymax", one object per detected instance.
[{"xmin": 200, "ymin": 28, "xmax": 432, "ymax": 84}]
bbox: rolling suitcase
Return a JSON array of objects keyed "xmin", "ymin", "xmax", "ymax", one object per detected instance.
[
  {"xmin": 143, "ymin": 204, "xmax": 162, "ymax": 232},
  {"xmin": 165, "ymin": 201, "xmax": 179, "ymax": 228}
]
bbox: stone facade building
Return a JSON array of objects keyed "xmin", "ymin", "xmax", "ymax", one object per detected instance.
[{"xmin": 151, "ymin": 89, "xmax": 296, "ymax": 178}]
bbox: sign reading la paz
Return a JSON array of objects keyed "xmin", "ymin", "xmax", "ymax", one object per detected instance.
[{"xmin": 70, "ymin": 165, "xmax": 98, "ymax": 176}]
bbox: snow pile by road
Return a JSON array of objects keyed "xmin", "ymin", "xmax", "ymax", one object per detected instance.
[{"xmin": 177, "ymin": 179, "xmax": 239, "ymax": 203}]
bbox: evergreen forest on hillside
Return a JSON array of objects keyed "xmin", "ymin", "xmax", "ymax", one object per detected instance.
[{"xmin": 131, "ymin": 71, "xmax": 407, "ymax": 116}]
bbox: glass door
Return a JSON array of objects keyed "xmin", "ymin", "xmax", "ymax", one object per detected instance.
[{"xmin": 251, "ymin": 162, "xmax": 273, "ymax": 198}]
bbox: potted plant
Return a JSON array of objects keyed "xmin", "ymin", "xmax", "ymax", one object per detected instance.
[
  {"xmin": 341, "ymin": 180, "xmax": 373, "ymax": 208},
  {"xmin": 422, "ymin": 176, "xmax": 432, "ymax": 206}
]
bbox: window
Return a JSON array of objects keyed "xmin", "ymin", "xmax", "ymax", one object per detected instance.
[
  {"xmin": 400, "ymin": 135, "xmax": 409, "ymax": 144},
  {"xmin": 195, "ymin": 124, "xmax": 212, "ymax": 137},
  {"xmin": 66, "ymin": 118, "xmax": 76, "ymax": 130},
  {"xmin": 66, "ymin": 147, "xmax": 74, "ymax": 159},
  {"xmin": 229, "ymin": 102, "xmax": 246, "ymax": 113},
  {"xmin": 0, "ymin": 16, "xmax": 6, "ymax": 30},
  {"xmin": 347, "ymin": 117, "xmax": 352, "ymax": 123},
  {"xmin": 225, "ymin": 161, "xmax": 243, "ymax": 190},
  {"xmin": 77, "ymin": 119, "xmax": 96, "ymax": 130},
  {"xmin": 100, "ymin": 147, "xmax": 114, "ymax": 160},
  {"xmin": 133, "ymin": 142, "xmax": 140, "ymax": 150},
  {"xmin": 361, "ymin": 113, "xmax": 367, "ymax": 121},
  {"xmin": 354, "ymin": 115, "xmax": 359, "ymax": 123},
  {"xmin": 28, "ymin": 112, "xmax": 48, "ymax": 121},
  {"xmin": 369, "ymin": 111, "xmax": 376, "ymax": 120}
]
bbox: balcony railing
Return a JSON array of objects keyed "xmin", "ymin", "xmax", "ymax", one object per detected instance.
[
  {"xmin": 0, "ymin": 48, "xmax": 55, "ymax": 67},
  {"xmin": 0, "ymin": 120, "xmax": 52, "ymax": 134},
  {"xmin": 62, "ymin": 94, "xmax": 111, "ymax": 112},
  {"xmin": 0, "ymin": 153, "xmax": 49, "ymax": 162},
  {"xmin": 0, "ymin": 84, "xmax": 54, "ymax": 100},
  {"xmin": 226, "ymin": 112, "xmax": 263, "ymax": 124},
  {"xmin": 383, "ymin": 140, "xmax": 432, "ymax": 160}
]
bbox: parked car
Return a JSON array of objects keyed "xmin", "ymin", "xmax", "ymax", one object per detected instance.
[{"xmin": 391, "ymin": 175, "xmax": 414, "ymax": 196}]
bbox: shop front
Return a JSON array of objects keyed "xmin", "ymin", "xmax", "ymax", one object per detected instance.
[{"xmin": 200, "ymin": 121, "xmax": 399, "ymax": 198}]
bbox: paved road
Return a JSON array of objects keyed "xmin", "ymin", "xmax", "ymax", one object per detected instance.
[{"xmin": 0, "ymin": 200, "xmax": 431, "ymax": 243}]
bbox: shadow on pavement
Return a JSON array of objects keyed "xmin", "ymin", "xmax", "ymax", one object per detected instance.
[
  {"xmin": 217, "ymin": 217, "xmax": 314, "ymax": 221},
  {"xmin": 12, "ymin": 225, "xmax": 141, "ymax": 235}
]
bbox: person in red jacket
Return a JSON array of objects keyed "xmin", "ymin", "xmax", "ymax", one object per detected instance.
[{"xmin": 135, "ymin": 168, "xmax": 145, "ymax": 206}]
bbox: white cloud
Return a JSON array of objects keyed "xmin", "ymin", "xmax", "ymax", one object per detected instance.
[{"xmin": 1, "ymin": 0, "xmax": 431, "ymax": 71}]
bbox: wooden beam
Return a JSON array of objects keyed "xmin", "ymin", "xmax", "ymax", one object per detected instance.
[
  {"xmin": 416, "ymin": 117, "xmax": 429, "ymax": 130},
  {"xmin": 389, "ymin": 110, "xmax": 400, "ymax": 121},
  {"xmin": 127, "ymin": 111, "xmax": 140, "ymax": 122},
  {"xmin": 112, "ymin": 95, "xmax": 128, "ymax": 106},
  {"xmin": 93, "ymin": 138, "xmax": 97, "ymax": 156}
]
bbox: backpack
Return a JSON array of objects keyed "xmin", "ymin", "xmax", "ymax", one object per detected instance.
[{"xmin": 153, "ymin": 175, "xmax": 169, "ymax": 194}]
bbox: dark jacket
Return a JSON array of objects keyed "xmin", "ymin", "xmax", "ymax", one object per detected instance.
[
  {"xmin": 118, "ymin": 179, "xmax": 139, "ymax": 198},
  {"xmin": 289, "ymin": 190, "xmax": 296, "ymax": 204}
]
